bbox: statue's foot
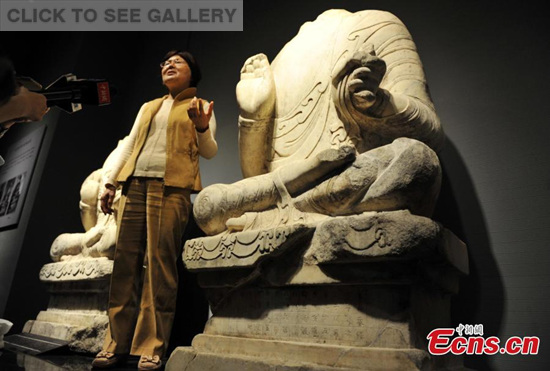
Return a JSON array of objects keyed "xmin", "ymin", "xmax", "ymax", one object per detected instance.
[
  {"xmin": 280, "ymin": 145, "xmax": 356, "ymax": 197},
  {"xmin": 236, "ymin": 53, "xmax": 276, "ymax": 120},
  {"xmin": 225, "ymin": 207, "xmax": 327, "ymax": 233},
  {"xmin": 316, "ymin": 145, "xmax": 356, "ymax": 165},
  {"xmin": 226, "ymin": 213, "xmax": 252, "ymax": 232},
  {"xmin": 50, "ymin": 233, "xmax": 85, "ymax": 262}
]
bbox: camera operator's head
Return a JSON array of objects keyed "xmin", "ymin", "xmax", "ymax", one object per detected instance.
[
  {"xmin": 0, "ymin": 56, "xmax": 47, "ymax": 131},
  {"xmin": 160, "ymin": 50, "xmax": 201, "ymax": 97},
  {"xmin": 0, "ymin": 57, "xmax": 16, "ymax": 106}
]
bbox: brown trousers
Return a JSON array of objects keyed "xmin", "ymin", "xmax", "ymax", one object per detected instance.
[{"xmin": 103, "ymin": 177, "xmax": 191, "ymax": 357}]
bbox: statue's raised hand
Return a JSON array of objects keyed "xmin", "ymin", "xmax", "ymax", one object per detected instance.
[
  {"xmin": 236, "ymin": 53, "xmax": 276, "ymax": 120},
  {"xmin": 345, "ymin": 44, "xmax": 387, "ymax": 113}
]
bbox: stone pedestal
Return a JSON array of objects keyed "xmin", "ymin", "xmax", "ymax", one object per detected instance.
[
  {"xmin": 23, "ymin": 257, "xmax": 112, "ymax": 353},
  {"xmin": 167, "ymin": 211, "xmax": 468, "ymax": 370}
]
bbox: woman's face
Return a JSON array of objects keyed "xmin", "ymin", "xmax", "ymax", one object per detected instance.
[{"xmin": 161, "ymin": 55, "xmax": 192, "ymax": 93}]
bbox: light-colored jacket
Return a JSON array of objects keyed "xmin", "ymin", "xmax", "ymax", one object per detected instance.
[{"xmin": 103, "ymin": 87, "xmax": 217, "ymax": 191}]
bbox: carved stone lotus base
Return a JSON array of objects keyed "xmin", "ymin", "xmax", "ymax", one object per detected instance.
[
  {"xmin": 167, "ymin": 211, "xmax": 468, "ymax": 370},
  {"xmin": 23, "ymin": 257, "xmax": 112, "ymax": 353}
]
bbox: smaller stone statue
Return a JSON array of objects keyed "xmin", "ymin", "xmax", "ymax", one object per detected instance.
[
  {"xmin": 24, "ymin": 138, "xmax": 131, "ymax": 353},
  {"xmin": 0, "ymin": 319, "xmax": 12, "ymax": 349},
  {"xmin": 49, "ymin": 137, "xmax": 127, "ymax": 261}
]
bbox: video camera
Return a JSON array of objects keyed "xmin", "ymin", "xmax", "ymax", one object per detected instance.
[{"xmin": 17, "ymin": 74, "xmax": 117, "ymax": 113}]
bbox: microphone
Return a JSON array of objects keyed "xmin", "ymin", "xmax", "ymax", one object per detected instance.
[{"xmin": 17, "ymin": 74, "xmax": 117, "ymax": 113}]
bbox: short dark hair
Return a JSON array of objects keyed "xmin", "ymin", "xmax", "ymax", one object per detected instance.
[{"xmin": 161, "ymin": 50, "xmax": 202, "ymax": 87}]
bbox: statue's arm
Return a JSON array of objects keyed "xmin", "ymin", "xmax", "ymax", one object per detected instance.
[
  {"xmin": 333, "ymin": 11, "xmax": 444, "ymax": 152},
  {"xmin": 101, "ymin": 104, "xmax": 145, "ymax": 188},
  {"xmin": 238, "ymin": 115, "xmax": 273, "ymax": 177},
  {"xmin": 236, "ymin": 54, "xmax": 276, "ymax": 178}
]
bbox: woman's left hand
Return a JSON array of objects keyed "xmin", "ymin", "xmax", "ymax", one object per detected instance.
[{"xmin": 188, "ymin": 97, "xmax": 214, "ymax": 133}]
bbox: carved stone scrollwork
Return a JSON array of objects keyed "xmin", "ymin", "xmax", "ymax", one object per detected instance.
[
  {"xmin": 184, "ymin": 225, "xmax": 314, "ymax": 270},
  {"xmin": 39, "ymin": 257, "xmax": 113, "ymax": 282}
]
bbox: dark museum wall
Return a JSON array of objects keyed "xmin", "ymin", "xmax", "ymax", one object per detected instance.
[{"xmin": 1, "ymin": 1, "xmax": 549, "ymax": 370}]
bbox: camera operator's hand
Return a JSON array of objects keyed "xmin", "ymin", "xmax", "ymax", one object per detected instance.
[
  {"xmin": 0, "ymin": 86, "xmax": 48, "ymax": 128},
  {"xmin": 100, "ymin": 185, "xmax": 116, "ymax": 215},
  {"xmin": 18, "ymin": 87, "xmax": 48, "ymax": 122}
]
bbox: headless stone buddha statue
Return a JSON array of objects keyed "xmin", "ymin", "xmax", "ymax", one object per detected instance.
[
  {"xmin": 194, "ymin": 9, "xmax": 444, "ymax": 236},
  {"xmin": 49, "ymin": 138, "xmax": 127, "ymax": 261}
]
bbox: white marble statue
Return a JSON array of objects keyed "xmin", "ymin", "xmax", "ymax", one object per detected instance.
[
  {"xmin": 170, "ymin": 11, "xmax": 469, "ymax": 370},
  {"xmin": 194, "ymin": 9, "xmax": 443, "ymax": 236},
  {"xmin": 25, "ymin": 140, "xmax": 129, "ymax": 354},
  {"xmin": 0, "ymin": 319, "xmax": 12, "ymax": 349},
  {"xmin": 49, "ymin": 138, "xmax": 127, "ymax": 261}
]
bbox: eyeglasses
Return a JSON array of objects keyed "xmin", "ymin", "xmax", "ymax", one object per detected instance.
[{"xmin": 160, "ymin": 58, "xmax": 186, "ymax": 68}]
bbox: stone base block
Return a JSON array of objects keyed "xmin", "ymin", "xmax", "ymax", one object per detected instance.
[
  {"xmin": 173, "ymin": 212, "xmax": 469, "ymax": 370},
  {"xmin": 167, "ymin": 334, "xmax": 432, "ymax": 371},
  {"xmin": 204, "ymin": 284, "xmax": 420, "ymax": 349},
  {"xmin": 24, "ymin": 311, "xmax": 108, "ymax": 354},
  {"xmin": 167, "ymin": 281, "xmax": 465, "ymax": 370},
  {"xmin": 23, "ymin": 258, "xmax": 112, "ymax": 353}
]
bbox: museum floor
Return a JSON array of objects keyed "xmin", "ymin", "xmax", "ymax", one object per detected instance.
[{"xmin": 0, "ymin": 347, "xmax": 157, "ymax": 370}]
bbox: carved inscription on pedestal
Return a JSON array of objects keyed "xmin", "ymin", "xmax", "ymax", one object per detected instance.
[{"xmin": 205, "ymin": 285, "xmax": 411, "ymax": 348}]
